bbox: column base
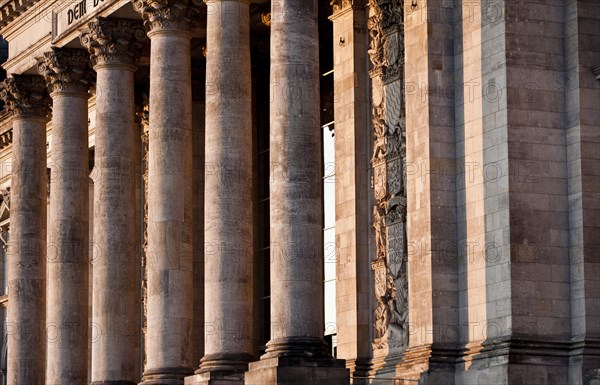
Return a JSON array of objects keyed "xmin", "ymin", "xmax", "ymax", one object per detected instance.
[
  {"xmin": 185, "ymin": 371, "xmax": 245, "ymax": 385},
  {"xmin": 140, "ymin": 367, "xmax": 194, "ymax": 385},
  {"xmin": 262, "ymin": 337, "xmax": 331, "ymax": 359},
  {"xmin": 244, "ymin": 356, "xmax": 349, "ymax": 385},
  {"xmin": 197, "ymin": 353, "xmax": 254, "ymax": 373},
  {"xmin": 392, "ymin": 343, "xmax": 458, "ymax": 384}
]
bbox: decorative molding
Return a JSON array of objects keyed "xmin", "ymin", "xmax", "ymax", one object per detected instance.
[
  {"xmin": 0, "ymin": 0, "xmax": 38, "ymax": 29},
  {"xmin": 368, "ymin": 0, "xmax": 407, "ymax": 352},
  {"xmin": 0, "ymin": 74, "xmax": 51, "ymax": 118},
  {"xmin": 0, "ymin": 126, "xmax": 12, "ymax": 150},
  {"xmin": 37, "ymin": 48, "xmax": 94, "ymax": 95},
  {"xmin": 80, "ymin": 17, "xmax": 147, "ymax": 68},
  {"xmin": 1, "ymin": 33, "xmax": 51, "ymax": 76},
  {"xmin": 131, "ymin": 0, "xmax": 202, "ymax": 33}
]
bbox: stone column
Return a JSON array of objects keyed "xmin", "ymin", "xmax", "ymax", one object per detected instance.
[
  {"xmin": 80, "ymin": 17, "xmax": 146, "ymax": 385},
  {"xmin": 38, "ymin": 48, "xmax": 94, "ymax": 385},
  {"xmin": 132, "ymin": 1, "xmax": 200, "ymax": 383},
  {"xmin": 267, "ymin": 0, "xmax": 323, "ymax": 359},
  {"xmin": 187, "ymin": 1, "xmax": 253, "ymax": 384},
  {"xmin": 245, "ymin": 1, "xmax": 348, "ymax": 383},
  {"xmin": 0, "ymin": 75, "xmax": 50, "ymax": 385}
]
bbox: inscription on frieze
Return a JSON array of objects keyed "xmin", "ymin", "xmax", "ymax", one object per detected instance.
[{"xmin": 54, "ymin": 0, "xmax": 119, "ymax": 40}]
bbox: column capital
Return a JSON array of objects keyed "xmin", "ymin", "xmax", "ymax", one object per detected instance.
[
  {"xmin": 131, "ymin": 0, "xmax": 202, "ymax": 35},
  {"xmin": 37, "ymin": 48, "xmax": 94, "ymax": 95},
  {"xmin": 80, "ymin": 17, "xmax": 147, "ymax": 69},
  {"xmin": 0, "ymin": 75, "xmax": 51, "ymax": 118}
]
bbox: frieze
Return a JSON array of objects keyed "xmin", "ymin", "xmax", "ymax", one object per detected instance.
[{"xmin": 53, "ymin": 0, "xmax": 120, "ymax": 41}]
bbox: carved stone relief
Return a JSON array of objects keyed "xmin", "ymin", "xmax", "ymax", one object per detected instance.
[
  {"xmin": 131, "ymin": 0, "xmax": 202, "ymax": 33},
  {"xmin": 37, "ymin": 48, "xmax": 94, "ymax": 95},
  {"xmin": 0, "ymin": 75, "xmax": 50, "ymax": 118},
  {"xmin": 80, "ymin": 17, "xmax": 146, "ymax": 68},
  {"xmin": 330, "ymin": 0, "xmax": 353, "ymax": 14},
  {"xmin": 369, "ymin": 0, "xmax": 407, "ymax": 351},
  {"xmin": 136, "ymin": 98, "xmax": 149, "ymax": 368}
]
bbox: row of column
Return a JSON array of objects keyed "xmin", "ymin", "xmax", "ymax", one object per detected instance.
[{"xmin": 0, "ymin": 0, "xmax": 328, "ymax": 384}]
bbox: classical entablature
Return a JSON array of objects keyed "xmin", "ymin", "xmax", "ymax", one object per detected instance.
[{"xmin": 0, "ymin": 0, "xmax": 37, "ymax": 28}]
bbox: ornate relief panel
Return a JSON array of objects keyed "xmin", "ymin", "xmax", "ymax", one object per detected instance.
[{"xmin": 368, "ymin": 0, "xmax": 407, "ymax": 352}]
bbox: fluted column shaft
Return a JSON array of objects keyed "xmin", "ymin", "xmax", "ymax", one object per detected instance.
[
  {"xmin": 199, "ymin": 0, "xmax": 253, "ymax": 376},
  {"xmin": 38, "ymin": 48, "xmax": 93, "ymax": 385},
  {"xmin": 81, "ymin": 17, "xmax": 146, "ymax": 385},
  {"xmin": 266, "ymin": 0, "xmax": 324, "ymax": 356},
  {"xmin": 132, "ymin": 1, "xmax": 200, "ymax": 383},
  {"xmin": 1, "ymin": 75, "xmax": 50, "ymax": 385}
]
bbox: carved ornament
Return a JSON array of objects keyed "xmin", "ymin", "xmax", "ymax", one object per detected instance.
[
  {"xmin": 80, "ymin": 17, "xmax": 147, "ymax": 68},
  {"xmin": 369, "ymin": 0, "xmax": 407, "ymax": 351},
  {"xmin": 0, "ymin": 75, "xmax": 51, "ymax": 118},
  {"xmin": 330, "ymin": 0, "xmax": 353, "ymax": 14},
  {"xmin": 131, "ymin": 0, "xmax": 202, "ymax": 33},
  {"xmin": 37, "ymin": 48, "xmax": 94, "ymax": 95}
]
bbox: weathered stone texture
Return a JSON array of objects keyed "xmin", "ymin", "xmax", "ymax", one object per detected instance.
[
  {"xmin": 81, "ymin": 17, "xmax": 144, "ymax": 384},
  {"xmin": 330, "ymin": 2, "xmax": 371, "ymax": 377},
  {"xmin": 39, "ymin": 48, "xmax": 93, "ymax": 385},
  {"xmin": 195, "ymin": 0, "xmax": 254, "ymax": 381},
  {"xmin": 0, "ymin": 74, "xmax": 49, "ymax": 385},
  {"xmin": 133, "ymin": 2, "xmax": 199, "ymax": 382}
]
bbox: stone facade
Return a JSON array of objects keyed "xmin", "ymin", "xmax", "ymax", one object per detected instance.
[{"xmin": 0, "ymin": 1, "xmax": 597, "ymax": 385}]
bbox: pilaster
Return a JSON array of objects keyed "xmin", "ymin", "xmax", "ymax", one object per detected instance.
[
  {"xmin": 565, "ymin": 1, "xmax": 600, "ymax": 383},
  {"xmin": 329, "ymin": 0, "xmax": 372, "ymax": 381},
  {"xmin": 401, "ymin": 0, "xmax": 459, "ymax": 382}
]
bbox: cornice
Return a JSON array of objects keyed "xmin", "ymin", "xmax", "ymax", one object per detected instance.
[
  {"xmin": 0, "ymin": 0, "xmax": 38, "ymax": 29},
  {"xmin": 1, "ymin": 33, "xmax": 51, "ymax": 75},
  {"xmin": 0, "ymin": 0, "xmax": 54, "ymax": 40}
]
